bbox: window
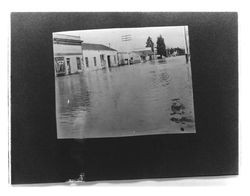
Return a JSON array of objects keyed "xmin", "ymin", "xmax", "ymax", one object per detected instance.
[
  {"xmin": 76, "ymin": 57, "xmax": 81, "ymax": 70},
  {"xmin": 93, "ymin": 57, "xmax": 97, "ymax": 66},
  {"xmin": 85, "ymin": 57, "xmax": 89, "ymax": 68}
]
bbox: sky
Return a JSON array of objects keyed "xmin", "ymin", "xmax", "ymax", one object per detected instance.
[{"xmin": 55, "ymin": 26, "xmax": 189, "ymax": 52}]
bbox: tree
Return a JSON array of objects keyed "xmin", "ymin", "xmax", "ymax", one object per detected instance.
[
  {"xmin": 146, "ymin": 36, "xmax": 154, "ymax": 52},
  {"xmin": 156, "ymin": 35, "xmax": 166, "ymax": 58}
]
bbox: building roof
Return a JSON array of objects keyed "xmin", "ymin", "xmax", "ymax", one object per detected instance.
[
  {"xmin": 132, "ymin": 47, "xmax": 152, "ymax": 52},
  {"xmin": 53, "ymin": 38, "xmax": 83, "ymax": 44},
  {"xmin": 132, "ymin": 50, "xmax": 154, "ymax": 56},
  {"xmin": 82, "ymin": 43, "xmax": 117, "ymax": 51},
  {"xmin": 53, "ymin": 33, "xmax": 81, "ymax": 40},
  {"xmin": 53, "ymin": 34, "xmax": 83, "ymax": 45},
  {"xmin": 132, "ymin": 47, "xmax": 154, "ymax": 56}
]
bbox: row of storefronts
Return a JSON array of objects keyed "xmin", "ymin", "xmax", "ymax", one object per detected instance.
[
  {"xmin": 53, "ymin": 34, "xmax": 155, "ymax": 77},
  {"xmin": 53, "ymin": 34, "xmax": 119, "ymax": 77}
]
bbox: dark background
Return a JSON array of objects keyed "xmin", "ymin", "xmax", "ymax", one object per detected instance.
[{"xmin": 11, "ymin": 12, "xmax": 238, "ymax": 184}]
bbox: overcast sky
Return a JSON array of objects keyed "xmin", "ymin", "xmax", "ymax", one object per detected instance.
[{"xmin": 55, "ymin": 26, "xmax": 189, "ymax": 52}]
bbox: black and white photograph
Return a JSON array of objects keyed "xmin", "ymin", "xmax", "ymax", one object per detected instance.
[
  {"xmin": 53, "ymin": 26, "xmax": 195, "ymax": 139},
  {"xmin": 10, "ymin": 12, "xmax": 238, "ymax": 185}
]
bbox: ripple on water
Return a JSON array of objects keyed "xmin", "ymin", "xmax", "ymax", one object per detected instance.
[{"xmin": 56, "ymin": 57, "xmax": 195, "ymax": 138}]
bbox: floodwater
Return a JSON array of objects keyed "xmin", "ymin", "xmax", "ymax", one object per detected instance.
[{"xmin": 56, "ymin": 56, "xmax": 196, "ymax": 139}]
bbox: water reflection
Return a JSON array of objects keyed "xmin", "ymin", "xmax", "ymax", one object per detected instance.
[{"xmin": 56, "ymin": 56, "xmax": 195, "ymax": 138}]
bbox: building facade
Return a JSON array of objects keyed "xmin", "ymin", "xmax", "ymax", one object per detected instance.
[
  {"xmin": 117, "ymin": 52, "xmax": 130, "ymax": 65},
  {"xmin": 82, "ymin": 43, "xmax": 118, "ymax": 71},
  {"xmin": 117, "ymin": 52, "xmax": 142, "ymax": 65},
  {"xmin": 132, "ymin": 47, "xmax": 155, "ymax": 61},
  {"xmin": 53, "ymin": 34, "xmax": 83, "ymax": 76}
]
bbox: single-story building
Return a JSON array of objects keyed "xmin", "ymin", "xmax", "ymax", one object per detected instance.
[
  {"xmin": 117, "ymin": 52, "xmax": 130, "ymax": 65},
  {"xmin": 82, "ymin": 43, "xmax": 118, "ymax": 71},
  {"xmin": 117, "ymin": 52, "xmax": 141, "ymax": 65},
  {"xmin": 53, "ymin": 34, "xmax": 83, "ymax": 76},
  {"xmin": 132, "ymin": 47, "xmax": 155, "ymax": 61}
]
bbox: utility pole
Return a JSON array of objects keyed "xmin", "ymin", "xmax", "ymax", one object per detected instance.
[
  {"xmin": 184, "ymin": 26, "xmax": 189, "ymax": 63},
  {"xmin": 121, "ymin": 34, "xmax": 132, "ymax": 65}
]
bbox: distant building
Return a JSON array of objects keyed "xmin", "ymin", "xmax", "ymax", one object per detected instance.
[
  {"xmin": 82, "ymin": 43, "xmax": 118, "ymax": 71},
  {"xmin": 130, "ymin": 52, "xmax": 142, "ymax": 64},
  {"xmin": 118, "ymin": 48, "xmax": 156, "ymax": 66},
  {"xmin": 166, "ymin": 47, "xmax": 185, "ymax": 57},
  {"xmin": 53, "ymin": 34, "xmax": 83, "ymax": 76},
  {"xmin": 132, "ymin": 47, "xmax": 155, "ymax": 61},
  {"xmin": 117, "ymin": 52, "xmax": 142, "ymax": 65},
  {"xmin": 118, "ymin": 52, "xmax": 130, "ymax": 65},
  {"xmin": 175, "ymin": 47, "xmax": 185, "ymax": 56}
]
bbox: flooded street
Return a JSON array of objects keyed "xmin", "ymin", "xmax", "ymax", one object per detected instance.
[{"xmin": 56, "ymin": 56, "xmax": 195, "ymax": 138}]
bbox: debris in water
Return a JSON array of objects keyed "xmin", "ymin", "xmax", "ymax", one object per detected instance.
[
  {"xmin": 170, "ymin": 98, "xmax": 193, "ymax": 126},
  {"xmin": 170, "ymin": 116, "xmax": 193, "ymax": 124},
  {"xmin": 170, "ymin": 99, "xmax": 185, "ymax": 115}
]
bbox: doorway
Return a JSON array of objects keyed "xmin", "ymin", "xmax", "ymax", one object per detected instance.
[
  {"xmin": 100, "ymin": 54, "xmax": 106, "ymax": 67},
  {"xmin": 107, "ymin": 55, "xmax": 111, "ymax": 67},
  {"xmin": 66, "ymin": 58, "xmax": 71, "ymax": 74}
]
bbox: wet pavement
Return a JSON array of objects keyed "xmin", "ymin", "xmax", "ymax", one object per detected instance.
[{"xmin": 55, "ymin": 56, "xmax": 196, "ymax": 139}]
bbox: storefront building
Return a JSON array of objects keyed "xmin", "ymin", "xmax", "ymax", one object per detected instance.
[
  {"xmin": 53, "ymin": 34, "xmax": 83, "ymax": 76},
  {"xmin": 82, "ymin": 43, "xmax": 118, "ymax": 71}
]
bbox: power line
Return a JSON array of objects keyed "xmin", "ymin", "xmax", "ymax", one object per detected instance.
[{"xmin": 121, "ymin": 34, "xmax": 132, "ymax": 41}]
